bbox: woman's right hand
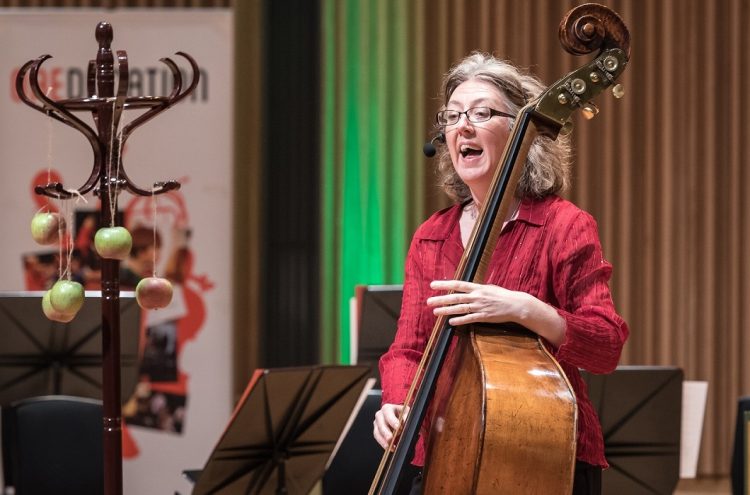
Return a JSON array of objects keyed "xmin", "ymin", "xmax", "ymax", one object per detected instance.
[{"xmin": 373, "ymin": 403, "xmax": 408, "ymax": 450}]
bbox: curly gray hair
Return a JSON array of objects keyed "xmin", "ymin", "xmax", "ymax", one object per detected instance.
[{"xmin": 435, "ymin": 52, "xmax": 571, "ymax": 202}]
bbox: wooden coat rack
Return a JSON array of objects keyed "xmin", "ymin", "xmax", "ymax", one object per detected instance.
[{"xmin": 15, "ymin": 22, "xmax": 199, "ymax": 495}]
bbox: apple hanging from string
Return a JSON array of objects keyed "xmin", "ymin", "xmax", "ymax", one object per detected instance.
[
  {"xmin": 136, "ymin": 276, "xmax": 173, "ymax": 310},
  {"xmin": 41, "ymin": 289, "xmax": 76, "ymax": 323},
  {"xmin": 48, "ymin": 279, "xmax": 84, "ymax": 316},
  {"xmin": 30, "ymin": 211, "xmax": 64, "ymax": 245},
  {"xmin": 95, "ymin": 226, "xmax": 132, "ymax": 260}
]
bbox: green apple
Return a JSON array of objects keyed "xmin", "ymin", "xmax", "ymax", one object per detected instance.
[
  {"xmin": 136, "ymin": 277, "xmax": 173, "ymax": 309},
  {"xmin": 94, "ymin": 226, "xmax": 132, "ymax": 260},
  {"xmin": 30, "ymin": 212, "xmax": 64, "ymax": 245},
  {"xmin": 42, "ymin": 290, "xmax": 75, "ymax": 322},
  {"xmin": 49, "ymin": 280, "xmax": 85, "ymax": 315}
]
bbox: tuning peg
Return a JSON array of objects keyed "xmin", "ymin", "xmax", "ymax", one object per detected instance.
[
  {"xmin": 612, "ymin": 84, "xmax": 625, "ymax": 99},
  {"xmin": 581, "ymin": 102, "xmax": 599, "ymax": 120}
]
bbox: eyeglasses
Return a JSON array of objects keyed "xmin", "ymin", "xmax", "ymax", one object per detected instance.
[{"xmin": 435, "ymin": 106, "xmax": 516, "ymax": 126}]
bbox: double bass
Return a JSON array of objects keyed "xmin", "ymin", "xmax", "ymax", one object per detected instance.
[{"xmin": 369, "ymin": 4, "xmax": 630, "ymax": 494}]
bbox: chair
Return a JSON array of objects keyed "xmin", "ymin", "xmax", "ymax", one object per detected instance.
[{"xmin": 2, "ymin": 395, "xmax": 103, "ymax": 495}]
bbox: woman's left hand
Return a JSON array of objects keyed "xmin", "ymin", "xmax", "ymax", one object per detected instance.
[
  {"xmin": 427, "ymin": 279, "xmax": 567, "ymax": 346},
  {"xmin": 427, "ymin": 280, "xmax": 530, "ymax": 327}
]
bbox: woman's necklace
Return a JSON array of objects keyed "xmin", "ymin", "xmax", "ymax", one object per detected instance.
[
  {"xmin": 464, "ymin": 201, "xmax": 480, "ymax": 220},
  {"xmin": 465, "ymin": 198, "xmax": 520, "ymax": 224}
]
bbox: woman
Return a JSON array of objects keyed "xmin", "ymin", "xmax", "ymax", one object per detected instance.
[{"xmin": 373, "ymin": 52, "xmax": 629, "ymax": 495}]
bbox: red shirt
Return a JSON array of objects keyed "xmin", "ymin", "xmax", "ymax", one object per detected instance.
[{"xmin": 379, "ymin": 195, "xmax": 629, "ymax": 468}]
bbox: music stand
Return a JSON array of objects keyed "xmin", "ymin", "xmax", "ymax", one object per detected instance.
[
  {"xmin": 0, "ymin": 291, "xmax": 140, "ymax": 406},
  {"xmin": 582, "ymin": 365, "xmax": 683, "ymax": 495},
  {"xmin": 731, "ymin": 397, "xmax": 750, "ymax": 495},
  {"xmin": 355, "ymin": 285, "xmax": 403, "ymax": 387},
  {"xmin": 191, "ymin": 365, "xmax": 371, "ymax": 495}
]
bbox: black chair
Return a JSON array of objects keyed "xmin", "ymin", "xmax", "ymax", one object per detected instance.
[
  {"xmin": 2, "ymin": 395, "xmax": 103, "ymax": 495},
  {"xmin": 731, "ymin": 396, "xmax": 750, "ymax": 495}
]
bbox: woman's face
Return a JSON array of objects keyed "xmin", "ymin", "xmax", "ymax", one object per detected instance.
[{"xmin": 444, "ymin": 78, "xmax": 512, "ymax": 202}]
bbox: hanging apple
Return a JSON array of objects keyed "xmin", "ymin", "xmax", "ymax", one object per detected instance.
[
  {"xmin": 49, "ymin": 279, "xmax": 85, "ymax": 315},
  {"xmin": 41, "ymin": 290, "xmax": 76, "ymax": 323},
  {"xmin": 94, "ymin": 226, "xmax": 132, "ymax": 260},
  {"xmin": 135, "ymin": 277, "xmax": 173, "ymax": 310},
  {"xmin": 30, "ymin": 212, "xmax": 64, "ymax": 245}
]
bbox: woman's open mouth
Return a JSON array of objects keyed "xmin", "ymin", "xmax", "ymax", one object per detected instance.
[{"xmin": 460, "ymin": 145, "xmax": 483, "ymax": 159}]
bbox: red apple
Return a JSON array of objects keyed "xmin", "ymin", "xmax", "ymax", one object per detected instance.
[
  {"xmin": 30, "ymin": 212, "xmax": 64, "ymax": 245},
  {"xmin": 136, "ymin": 277, "xmax": 173, "ymax": 309},
  {"xmin": 41, "ymin": 290, "xmax": 76, "ymax": 322},
  {"xmin": 49, "ymin": 280, "xmax": 85, "ymax": 315},
  {"xmin": 95, "ymin": 226, "xmax": 132, "ymax": 260}
]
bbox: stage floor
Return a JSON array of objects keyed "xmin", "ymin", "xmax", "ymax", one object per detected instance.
[
  {"xmin": 675, "ymin": 477, "xmax": 731, "ymax": 495},
  {"xmin": 310, "ymin": 477, "xmax": 733, "ymax": 495}
]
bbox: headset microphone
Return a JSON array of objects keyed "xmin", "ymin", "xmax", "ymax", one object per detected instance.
[{"xmin": 422, "ymin": 132, "xmax": 446, "ymax": 157}]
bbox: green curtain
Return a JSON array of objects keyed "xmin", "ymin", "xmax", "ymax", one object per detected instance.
[{"xmin": 320, "ymin": 0, "xmax": 425, "ymax": 363}]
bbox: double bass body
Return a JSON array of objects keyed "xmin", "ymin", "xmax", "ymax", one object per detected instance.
[{"xmin": 423, "ymin": 325, "xmax": 577, "ymax": 494}]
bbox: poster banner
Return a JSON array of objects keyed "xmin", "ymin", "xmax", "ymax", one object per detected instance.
[{"xmin": 0, "ymin": 10, "xmax": 233, "ymax": 494}]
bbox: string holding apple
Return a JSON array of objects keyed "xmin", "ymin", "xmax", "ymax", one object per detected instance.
[{"xmin": 133, "ymin": 191, "xmax": 174, "ymax": 311}]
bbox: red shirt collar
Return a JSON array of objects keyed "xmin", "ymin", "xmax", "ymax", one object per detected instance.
[{"xmin": 415, "ymin": 195, "xmax": 555, "ymax": 241}]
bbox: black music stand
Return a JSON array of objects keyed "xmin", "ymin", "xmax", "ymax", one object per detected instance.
[
  {"xmin": 356, "ymin": 285, "xmax": 403, "ymax": 387},
  {"xmin": 0, "ymin": 291, "xmax": 140, "ymax": 406},
  {"xmin": 190, "ymin": 365, "xmax": 372, "ymax": 495},
  {"xmin": 582, "ymin": 366, "xmax": 683, "ymax": 495}
]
